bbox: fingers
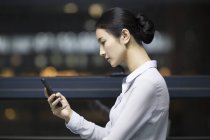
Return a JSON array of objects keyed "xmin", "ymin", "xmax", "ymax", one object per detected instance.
[
  {"xmin": 47, "ymin": 92, "xmax": 64, "ymax": 109},
  {"xmin": 48, "ymin": 94, "xmax": 58, "ymax": 104},
  {"xmin": 55, "ymin": 93, "xmax": 69, "ymax": 108},
  {"xmin": 55, "ymin": 92, "xmax": 66, "ymax": 100},
  {"xmin": 48, "ymin": 93, "xmax": 55, "ymax": 103},
  {"xmin": 51, "ymin": 97, "xmax": 62, "ymax": 108},
  {"xmin": 45, "ymin": 91, "xmax": 72, "ymax": 121},
  {"xmin": 52, "ymin": 107, "xmax": 62, "ymax": 115}
]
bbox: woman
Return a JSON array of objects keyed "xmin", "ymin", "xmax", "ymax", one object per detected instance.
[{"xmin": 45, "ymin": 7, "xmax": 169, "ymax": 140}]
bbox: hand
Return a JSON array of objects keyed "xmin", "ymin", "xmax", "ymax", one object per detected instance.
[{"xmin": 44, "ymin": 88, "xmax": 73, "ymax": 123}]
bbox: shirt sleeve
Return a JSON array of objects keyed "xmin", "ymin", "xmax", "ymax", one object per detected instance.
[
  {"xmin": 103, "ymin": 79, "xmax": 157, "ymax": 140},
  {"xmin": 66, "ymin": 111, "xmax": 111, "ymax": 140}
]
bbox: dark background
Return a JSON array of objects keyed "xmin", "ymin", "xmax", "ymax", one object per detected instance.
[
  {"xmin": 0, "ymin": 0, "xmax": 210, "ymax": 138},
  {"xmin": 0, "ymin": 0, "xmax": 209, "ymax": 76}
]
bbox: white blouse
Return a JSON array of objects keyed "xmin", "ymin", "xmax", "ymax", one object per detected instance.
[{"xmin": 66, "ymin": 60, "xmax": 170, "ymax": 140}]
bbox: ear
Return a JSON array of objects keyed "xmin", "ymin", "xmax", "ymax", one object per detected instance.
[{"xmin": 120, "ymin": 28, "xmax": 131, "ymax": 45}]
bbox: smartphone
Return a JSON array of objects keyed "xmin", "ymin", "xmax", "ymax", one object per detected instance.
[
  {"xmin": 41, "ymin": 78, "xmax": 54, "ymax": 96},
  {"xmin": 41, "ymin": 78, "xmax": 62, "ymax": 107}
]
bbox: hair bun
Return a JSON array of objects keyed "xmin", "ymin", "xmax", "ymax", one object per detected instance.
[{"xmin": 136, "ymin": 14, "xmax": 155, "ymax": 44}]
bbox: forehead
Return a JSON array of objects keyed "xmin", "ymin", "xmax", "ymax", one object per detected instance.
[
  {"xmin": 96, "ymin": 28, "xmax": 108, "ymax": 38},
  {"xmin": 96, "ymin": 28, "xmax": 116, "ymax": 40}
]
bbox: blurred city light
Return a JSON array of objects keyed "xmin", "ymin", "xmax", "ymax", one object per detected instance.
[
  {"xmin": 0, "ymin": 32, "xmax": 99, "ymax": 55},
  {"xmin": 56, "ymin": 32, "xmax": 78, "ymax": 53},
  {"xmin": 11, "ymin": 35, "xmax": 32, "ymax": 54},
  {"xmin": 84, "ymin": 19, "xmax": 96, "ymax": 31},
  {"xmin": 143, "ymin": 31, "xmax": 175, "ymax": 54},
  {"xmin": 88, "ymin": 3, "xmax": 104, "ymax": 18},
  {"xmin": 32, "ymin": 32, "xmax": 55, "ymax": 53},
  {"xmin": 77, "ymin": 32, "xmax": 99, "ymax": 54},
  {"xmin": 10, "ymin": 54, "xmax": 22, "ymax": 67},
  {"xmin": 4, "ymin": 108, "xmax": 16, "ymax": 121},
  {"xmin": 65, "ymin": 55, "xmax": 81, "ymax": 68},
  {"xmin": 56, "ymin": 70, "xmax": 79, "ymax": 76},
  {"xmin": 34, "ymin": 54, "xmax": 48, "ymax": 68},
  {"xmin": 50, "ymin": 53, "xmax": 63, "ymax": 67},
  {"xmin": 0, "ymin": 35, "xmax": 10, "ymax": 54},
  {"xmin": 0, "ymin": 68, "xmax": 15, "ymax": 77},
  {"xmin": 64, "ymin": 2, "xmax": 78, "ymax": 14},
  {"xmin": 40, "ymin": 66, "xmax": 57, "ymax": 77},
  {"xmin": 159, "ymin": 66, "xmax": 172, "ymax": 76}
]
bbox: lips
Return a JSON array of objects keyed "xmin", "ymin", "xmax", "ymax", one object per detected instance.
[{"xmin": 105, "ymin": 57, "xmax": 110, "ymax": 62}]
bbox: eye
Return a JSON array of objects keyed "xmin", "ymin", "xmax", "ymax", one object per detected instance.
[{"xmin": 101, "ymin": 41, "xmax": 105, "ymax": 45}]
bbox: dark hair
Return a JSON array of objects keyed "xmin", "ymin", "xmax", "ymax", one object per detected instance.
[{"xmin": 95, "ymin": 7, "xmax": 155, "ymax": 44}]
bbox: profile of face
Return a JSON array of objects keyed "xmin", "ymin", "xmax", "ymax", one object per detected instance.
[{"xmin": 96, "ymin": 28, "xmax": 127, "ymax": 67}]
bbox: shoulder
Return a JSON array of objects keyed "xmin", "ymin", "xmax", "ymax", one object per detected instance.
[
  {"xmin": 133, "ymin": 68, "xmax": 168, "ymax": 93},
  {"xmin": 134, "ymin": 68, "xmax": 162, "ymax": 85}
]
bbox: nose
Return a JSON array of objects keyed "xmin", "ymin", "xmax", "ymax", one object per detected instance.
[{"xmin": 99, "ymin": 45, "xmax": 105, "ymax": 57}]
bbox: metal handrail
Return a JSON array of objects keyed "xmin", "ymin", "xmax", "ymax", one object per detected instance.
[{"xmin": 0, "ymin": 76, "xmax": 210, "ymax": 98}]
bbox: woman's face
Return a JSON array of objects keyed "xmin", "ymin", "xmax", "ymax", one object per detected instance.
[{"xmin": 96, "ymin": 28, "xmax": 126, "ymax": 67}]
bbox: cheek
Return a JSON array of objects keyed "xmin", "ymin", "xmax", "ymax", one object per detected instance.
[
  {"xmin": 104, "ymin": 39, "xmax": 126, "ymax": 64},
  {"xmin": 111, "ymin": 45, "xmax": 126, "ymax": 65},
  {"xmin": 107, "ymin": 45, "xmax": 120, "ymax": 57},
  {"xmin": 104, "ymin": 40, "xmax": 116, "ymax": 54},
  {"xmin": 116, "ymin": 46, "xmax": 126, "ymax": 61}
]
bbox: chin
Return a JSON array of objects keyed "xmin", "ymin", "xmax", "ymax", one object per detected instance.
[
  {"xmin": 111, "ymin": 65, "xmax": 117, "ymax": 68},
  {"xmin": 109, "ymin": 59, "xmax": 121, "ymax": 67},
  {"xmin": 110, "ymin": 62, "xmax": 119, "ymax": 68}
]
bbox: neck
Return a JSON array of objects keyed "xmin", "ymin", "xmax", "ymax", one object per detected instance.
[{"xmin": 125, "ymin": 43, "xmax": 151, "ymax": 72}]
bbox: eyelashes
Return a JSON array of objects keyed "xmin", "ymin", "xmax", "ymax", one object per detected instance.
[{"xmin": 100, "ymin": 40, "xmax": 106, "ymax": 45}]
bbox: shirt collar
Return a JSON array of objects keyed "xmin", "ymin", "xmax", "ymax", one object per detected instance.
[{"xmin": 125, "ymin": 60, "xmax": 157, "ymax": 83}]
